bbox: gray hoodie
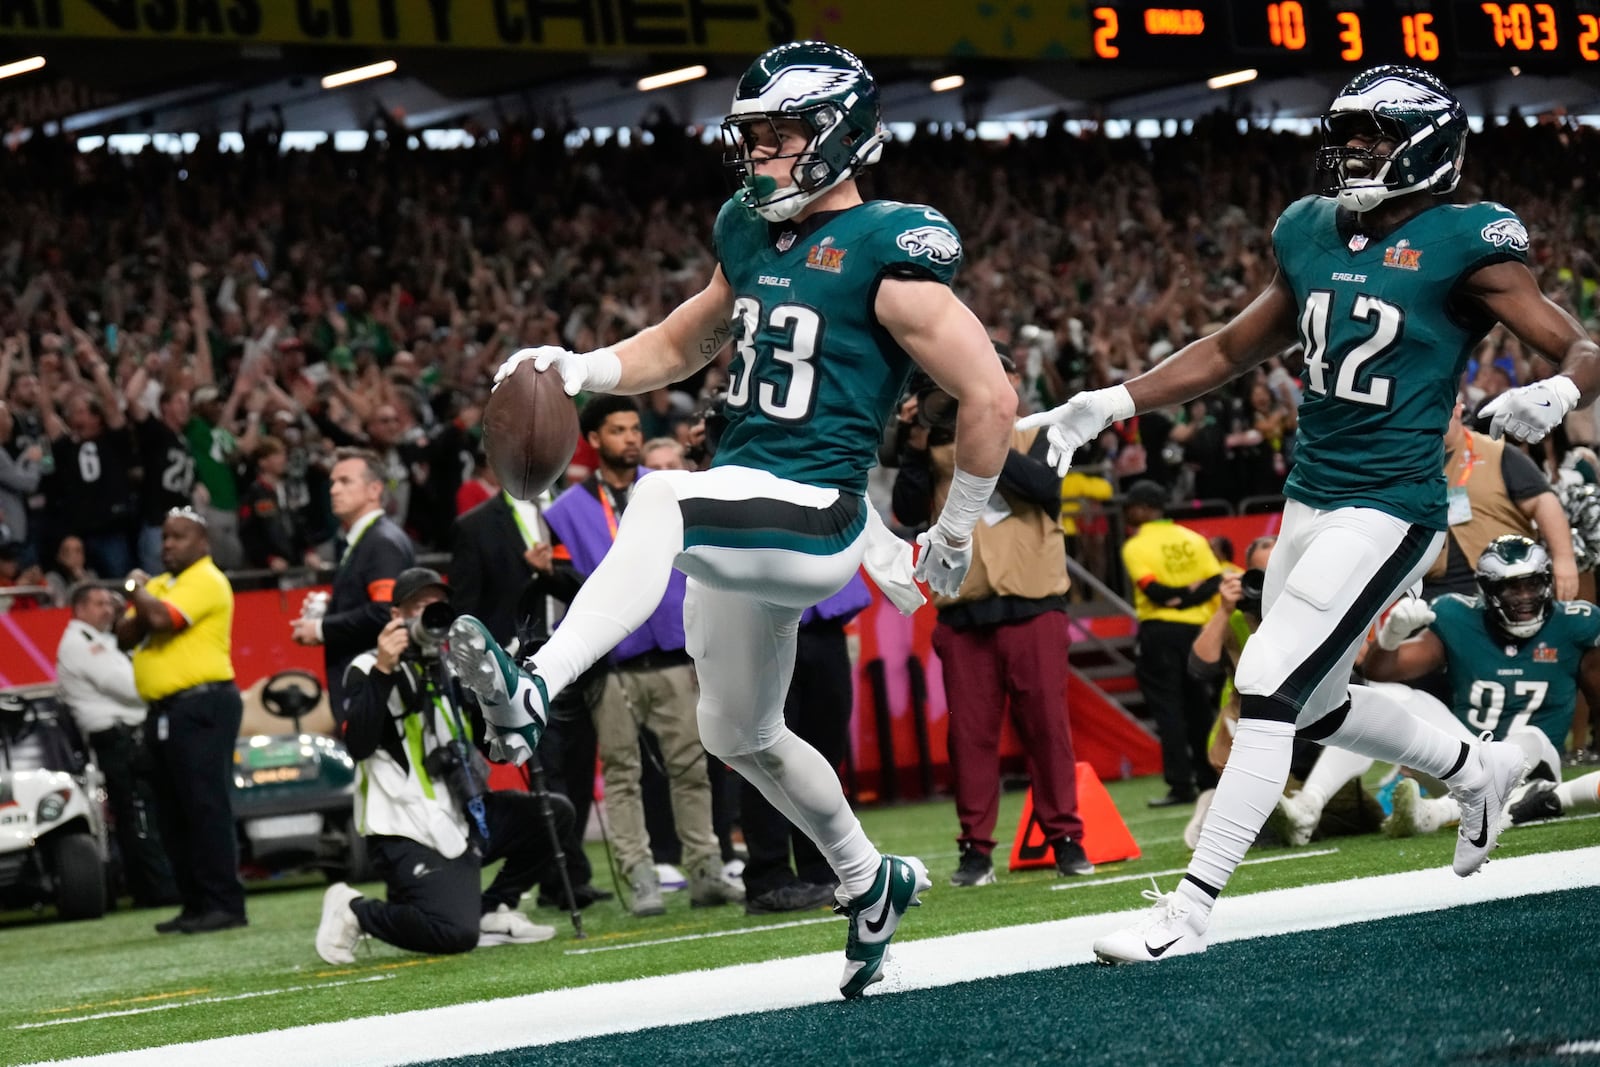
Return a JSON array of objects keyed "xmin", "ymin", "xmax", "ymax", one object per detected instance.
[{"xmin": 0, "ymin": 447, "xmax": 41, "ymax": 545}]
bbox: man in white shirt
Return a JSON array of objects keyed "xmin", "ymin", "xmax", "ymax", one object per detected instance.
[{"xmin": 55, "ymin": 582, "xmax": 177, "ymax": 907}]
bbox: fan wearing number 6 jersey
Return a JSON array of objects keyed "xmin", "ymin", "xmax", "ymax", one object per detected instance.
[
  {"xmin": 1037, "ymin": 65, "xmax": 1600, "ymax": 967},
  {"xmin": 1362, "ymin": 535, "xmax": 1600, "ymax": 828},
  {"xmin": 449, "ymin": 41, "xmax": 1017, "ymax": 998}
]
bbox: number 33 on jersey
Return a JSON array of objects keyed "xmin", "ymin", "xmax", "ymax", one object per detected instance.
[
  {"xmin": 712, "ymin": 197, "xmax": 963, "ymax": 495},
  {"xmin": 1274, "ymin": 195, "xmax": 1530, "ymax": 529}
]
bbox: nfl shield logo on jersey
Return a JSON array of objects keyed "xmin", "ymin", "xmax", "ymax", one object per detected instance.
[
  {"xmin": 776, "ymin": 230, "xmax": 797, "ymax": 252},
  {"xmin": 1348, "ymin": 234, "xmax": 1368, "ymax": 252}
]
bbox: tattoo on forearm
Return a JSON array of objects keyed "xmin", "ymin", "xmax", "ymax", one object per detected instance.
[{"xmin": 699, "ymin": 323, "xmax": 732, "ymax": 357}]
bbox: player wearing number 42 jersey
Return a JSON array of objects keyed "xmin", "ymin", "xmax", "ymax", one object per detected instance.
[
  {"xmin": 1022, "ymin": 64, "xmax": 1600, "ymax": 964},
  {"xmin": 446, "ymin": 41, "xmax": 1019, "ymax": 997}
]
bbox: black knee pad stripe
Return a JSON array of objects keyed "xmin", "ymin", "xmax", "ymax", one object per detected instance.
[
  {"xmin": 1296, "ymin": 699, "xmax": 1352, "ymax": 743},
  {"xmin": 1240, "ymin": 692, "xmax": 1299, "ymax": 723},
  {"xmin": 1441, "ymin": 741, "xmax": 1470, "ymax": 780}
]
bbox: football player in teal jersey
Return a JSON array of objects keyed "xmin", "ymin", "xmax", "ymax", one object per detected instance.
[
  {"xmin": 1020, "ymin": 65, "xmax": 1600, "ymax": 965},
  {"xmin": 445, "ymin": 41, "xmax": 1018, "ymax": 998},
  {"xmin": 1363, "ymin": 535, "xmax": 1600, "ymax": 831}
]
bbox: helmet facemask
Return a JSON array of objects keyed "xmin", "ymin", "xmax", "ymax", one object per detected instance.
[
  {"xmin": 722, "ymin": 108, "xmax": 885, "ymax": 222},
  {"xmin": 1315, "ymin": 65, "xmax": 1467, "ymax": 213},
  {"xmin": 1476, "ymin": 536, "xmax": 1555, "ymax": 641}
]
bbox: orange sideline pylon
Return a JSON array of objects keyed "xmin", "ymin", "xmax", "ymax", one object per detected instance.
[{"xmin": 1008, "ymin": 761, "xmax": 1141, "ymax": 871}]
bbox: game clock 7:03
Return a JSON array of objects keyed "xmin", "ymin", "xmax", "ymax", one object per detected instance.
[{"xmin": 1087, "ymin": 0, "xmax": 1600, "ymax": 70}]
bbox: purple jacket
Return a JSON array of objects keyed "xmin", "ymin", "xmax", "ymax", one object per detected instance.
[
  {"xmin": 802, "ymin": 572, "xmax": 871, "ymax": 627},
  {"xmin": 543, "ymin": 472, "xmax": 687, "ymax": 664}
]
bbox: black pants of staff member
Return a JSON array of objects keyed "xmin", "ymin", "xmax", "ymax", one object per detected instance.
[
  {"xmin": 354, "ymin": 790, "xmax": 574, "ymax": 955},
  {"xmin": 144, "ymin": 681, "xmax": 246, "ymax": 920},
  {"xmin": 739, "ymin": 621, "xmax": 853, "ymax": 897},
  {"xmin": 1135, "ymin": 619, "xmax": 1220, "ymax": 797},
  {"xmin": 536, "ymin": 677, "xmax": 603, "ymax": 901},
  {"xmin": 89, "ymin": 722, "xmax": 178, "ymax": 908}
]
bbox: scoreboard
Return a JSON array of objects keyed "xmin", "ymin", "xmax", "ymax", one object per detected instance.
[{"xmin": 1086, "ymin": 1, "xmax": 1600, "ymax": 71}]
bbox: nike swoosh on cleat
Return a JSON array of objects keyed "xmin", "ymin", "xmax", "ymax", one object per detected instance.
[
  {"xmin": 1468, "ymin": 816, "xmax": 1489, "ymax": 848},
  {"xmin": 862, "ymin": 886, "xmax": 894, "ymax": 935},
  {"xmin": 1144, "ymin": 936, "xmax": 1185, "ymax": 958}
]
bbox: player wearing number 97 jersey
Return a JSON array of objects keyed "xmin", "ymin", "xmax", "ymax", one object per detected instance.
[
  {"xmin": 1025, "ymin": 64, "xmax": 1600, "ymax": 965},
  {"xmin": 1426, "ymin": 536, "xmax": 1600, "ymax": 764}
]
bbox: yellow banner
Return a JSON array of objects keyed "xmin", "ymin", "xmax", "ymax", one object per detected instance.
[{"xmin": 0, "ymin": 0, "xmax": 1090, "ymax": 58}]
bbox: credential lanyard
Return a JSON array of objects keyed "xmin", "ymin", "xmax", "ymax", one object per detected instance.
[{"xmin": 505, "ymin": 491, "xmax": 539, "ymax": 550}]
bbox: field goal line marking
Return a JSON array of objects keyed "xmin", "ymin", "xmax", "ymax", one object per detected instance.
[
  {"xmin": 1050, "ymin": 847, "xmax": 1339, "ymax": 890},
  {"xmin": 564, "ymin": 915, "xmax": 840, "ymax": 955},
  {"xmin": 13, "ymin": 975, "xmax": 395, "ymax": 1029}
]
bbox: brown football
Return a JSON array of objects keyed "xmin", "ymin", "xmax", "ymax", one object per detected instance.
[{"xmin": 483, "ymin": 362, "xmax": 580, "ymax": 500}]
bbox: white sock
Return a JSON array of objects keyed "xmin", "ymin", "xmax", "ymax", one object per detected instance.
[
  {"xmin": 1298, "ymin": 746, "xmax": 1374, "ymax": 816},
  {"xmin": 1557, "ymin": 771, "xmax": 1600, "ymax": 812},
  {"xmin": 721, "ymin": 729, "xmax": 881, "ymax": 900},
  {"xmin": 530, "ymin": 476, "xmax": 684, "ymax": 696},
  {"xmin": 1319, "ymin": 685, "xmax": 1472, "ymax": 782},
  {"xmin": 1183, "ymin": 717, "xmax": 1297, "ymax": 918}
]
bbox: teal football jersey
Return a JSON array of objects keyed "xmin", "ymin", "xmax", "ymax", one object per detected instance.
[
  {"xmin": 1273, "ymin": 196, "xmax": 1530, "ymax": 529},
  {"xmin": 710, "ymin": 197, "xmax": 962, "ymax": 494},
  {"xmin": 1429, "ymin": 593, "xmax": 1600, "ymax": 749}
]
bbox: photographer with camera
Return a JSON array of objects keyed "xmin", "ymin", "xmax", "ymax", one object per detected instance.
[{"xmin": 316, "ymin": 567, "xmax": 570, "ymax": 964}]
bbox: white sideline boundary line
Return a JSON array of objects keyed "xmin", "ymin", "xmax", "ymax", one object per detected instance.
[
  {"xmin": 1049, "ymin": 847, "xmax": 1340, "ymax": 890},
  {"xmin": 563, "ymin": 915, "xmax": 840, "ymax": 955},
  {"xmin": 23, "ymin": 846, "xmax": 1600, "ymax": 1067},
  {"xmin": 14, "ymin": 976, "xmax": 395, "ymax": 1029}
]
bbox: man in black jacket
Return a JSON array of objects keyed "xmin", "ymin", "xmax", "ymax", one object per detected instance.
[
  {"xmin": 315, "ymin": 567, "xmax": 570, "ymax": 962},
  {"xmin": 290, "ymin": 447, "xmax": 414, "ymax": 712},
  {"xmin": 449, "ymin": 490, "xmax": 542, "ymax": 647}
]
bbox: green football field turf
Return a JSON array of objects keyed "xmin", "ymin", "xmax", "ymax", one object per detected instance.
[{"xmin": 2, "ymin": 771, "xmax": 1596, "ymax": 1063}]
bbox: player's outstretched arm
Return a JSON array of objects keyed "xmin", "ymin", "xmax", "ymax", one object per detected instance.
[
  {"xmin": 876, "ymin": 277, "xmax": 1015, "ymax": 480},
  {"xmin": 1019, "ymin": 272, "xmax": 1299, "ymax": 475},
  {"xmin": 877, "ymin": 277, "xmax": 1016, "ymax": 597},
  {"xmin": 1471, "ymin": 261, "xmax": 1600, "ymax": 443},
  {"xmin": 500, "ymin": 268, "xmax": 737, "ymax": 397},
  {"xmin": 610, "ymin": 266, "xmax": 738, "ymax": 393}
]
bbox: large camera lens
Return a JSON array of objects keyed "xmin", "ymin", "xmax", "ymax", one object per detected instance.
[
  {"xmin": 407, "ymin": 601, "xmax": 456, "ymax": 655},
  {"xmin": 1238, "ymin": 567, "xmax": 1267, "ymax": 616}
]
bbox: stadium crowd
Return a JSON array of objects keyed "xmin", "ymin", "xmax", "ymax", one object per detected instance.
[{"xmin": 3, "ymin": 108, "xmax": 1600, "ymax": 597}]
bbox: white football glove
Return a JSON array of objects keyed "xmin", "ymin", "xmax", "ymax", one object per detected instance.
[
  {"xmin": 914, "ymin": 524, "xmax": 972, "ymax": 599},
  {"xmin": 493, "ymin": 345, "xmax": 622, "ymax": 397},
  {"xmin": 1376, "ymin": 596, "xmax": 1436, "ymax": 651},
  {"xmin": 1015, "ymin": 385, "xmax": 1135, "ymax": 476},
  {"xmin": 1477, "ymin": 375, "xmax": 1580, "ymax": 445},
  {"xmin": 861, "ymin": 507, "xmax": 925, "ymax": 615}
]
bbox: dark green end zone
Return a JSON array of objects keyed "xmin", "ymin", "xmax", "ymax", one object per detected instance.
[{"xmin": 428, "ymin": 888, "xmax": 1600, "ymax": 1067}]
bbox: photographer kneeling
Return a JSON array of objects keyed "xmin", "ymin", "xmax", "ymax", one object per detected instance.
[{"xmin": 315, "ymin": 568, "xmax": 573, "ymax": 964}]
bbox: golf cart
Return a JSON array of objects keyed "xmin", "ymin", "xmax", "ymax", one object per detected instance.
[
  {"xmin": 0, "ymin": 685, "xmax": 111, "ymax": 920},
  {"xmin": 232, "ymin": 670, "xmax": 370, "ymax": 883}
]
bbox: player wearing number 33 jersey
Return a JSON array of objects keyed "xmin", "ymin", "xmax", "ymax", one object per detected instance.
[
  {"xmin": 711, "ymin": 197, "xmax": 960, "ymax": 493},
  {"xmin": 448, "ymin": 40, "xmax": 1019, "ymax": 999},
  {"xmin": 1020, "ymin": 64, "xmax": 1600, "ymax": 965}
]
